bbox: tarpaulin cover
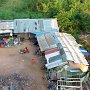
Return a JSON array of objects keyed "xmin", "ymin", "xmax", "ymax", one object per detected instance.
[
  {"xmin": 8, "ymin": 37, "xmax": 14, "ymax": 42},
  {"xmin": 32, "ymin": 31, "xmax": 48, "ymax": 35},
  {"xmin": 80, "ymin": 48, "xmax": 89, "ymax": 55}
]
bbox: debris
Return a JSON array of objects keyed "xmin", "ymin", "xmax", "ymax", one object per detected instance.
[{"xmin": 0, "ymin": 73, "xmax": 33, "ymax": 90}]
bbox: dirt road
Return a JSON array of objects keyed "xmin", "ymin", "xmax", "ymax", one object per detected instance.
[{"xmin": 0, "ymin": 40, "xmax": 48, "ymax": 90}]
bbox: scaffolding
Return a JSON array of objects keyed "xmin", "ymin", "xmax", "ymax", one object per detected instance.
[
  {"xmin": 56, "ymin": 69, "xmax": 89, "ymax": 90},
  {"xmin": 57, "ymin": 77, "xmax": 83, "ymax": 90}
]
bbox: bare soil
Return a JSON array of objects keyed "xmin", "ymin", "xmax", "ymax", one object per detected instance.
[{"xmin": 0, "ymin": 40, "xmax": 48, "ymax": 90}]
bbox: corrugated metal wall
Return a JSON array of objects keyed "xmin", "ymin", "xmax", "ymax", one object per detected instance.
[
  {"xmin": 43, "ymin": 19, "xmax": 59, "ymax": 32},
  {"xmin": 14, "ymin": 19, "xmax": 28, "ymax": 33},
  {"xmin": 38, "ymin": 20, "xmax": 44, "ymax": 31},
  {"xmin": 0, "ymin": 20, "xmax": 14, "ymax": 30},
  {"xmin": 27, "ymin": 19, "xmax": 39, "ymax": 32},
  {"xmin": 14, "ymin": 18, "xmax": 59, "ymax": 33},
  {"xmin": 0, "ymin": 20, "xmax": 14, "ymax": 36}
]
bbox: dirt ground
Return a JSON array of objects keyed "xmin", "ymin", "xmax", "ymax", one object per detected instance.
[{"xmin": 0, "ymin": 40, "xmax": 49, "ymax": 90}]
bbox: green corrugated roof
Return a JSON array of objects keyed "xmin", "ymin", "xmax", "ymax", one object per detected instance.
[{"xmin": 67, "ymin": 69, "xmax": 82, "ymax": 75}]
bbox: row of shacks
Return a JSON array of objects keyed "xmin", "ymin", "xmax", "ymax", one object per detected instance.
[
  {"xmin": 14, "ymin": 18, "xmax": 59, "ymax": 40},
  {"xmin": 0, "ymin": 18, "xmax": 59, "ymax": 46},
  {"xmin": 35, "ymin": 32, "xmax": 89, "ymax": 90},
  {"xmin": 0, "ymin": 18, "xmax": 90, "ymax": 90},
  {"xmin": 0, "ymin": 18, "xmax": 59, "ymax": 37}
]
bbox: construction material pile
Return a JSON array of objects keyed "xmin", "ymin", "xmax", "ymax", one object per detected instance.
[{"xmin": 0, "ymin": 37, "xmax": 20, "ymax": 48}]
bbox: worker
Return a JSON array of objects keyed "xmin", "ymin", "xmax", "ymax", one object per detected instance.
[
  {"xmin": 47, "ymin": 80, "xmax": 54, "ymax": 89},
  {"xmin": 35, "ymin": 48, "xmax": 40, "ymax": 55},
  {"xmin": 53, "ymin": 73, "xmax": 58, "ymax": 82},
  {"xmin": 24, "ymin": 47, "xmax": 29, "ymax": 53}
]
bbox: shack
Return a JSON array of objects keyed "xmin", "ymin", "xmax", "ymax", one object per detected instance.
[
  {"xmin": 0, "ymin": 20, "xmax": 14, "ymax": 47},
  {"xmin": 55, "ymin": 32, "xmax": 89, "ymax": 90},
  {"xmin": 0, "ymin": 20, "xmax": 14, "ymax": 37},
  {"xmin": 14, "ymin": 18, "xmax": 59, "ymax": 39}
]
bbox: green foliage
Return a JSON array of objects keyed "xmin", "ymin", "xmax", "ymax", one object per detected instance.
[
  {"xmin": 57, "ymin": 11, "xmax": 71, "ymax": 31},
  {"xmin": 56, "ymin": 0, "xmax": 90, "ymax": 38},
  {"xmin": 0, "ymin": 8, "xmax": 13, "ymax": 19},
  {"xmin": 0, "ymin": 0, "xmax": 90, "ymax": 37}
]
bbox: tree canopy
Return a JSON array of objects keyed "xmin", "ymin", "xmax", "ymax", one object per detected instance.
[{"xmin": 0, "ymin": 0, "xmax": 90, "ymax": 36}]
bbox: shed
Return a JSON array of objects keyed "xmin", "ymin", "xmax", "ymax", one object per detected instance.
[
  {"xmin": 45, "ymin": 48, "xmax": 67, "ymax": 69},
  {"xmin": 14, "ymin": 18, "xmax": 59, "ymax": 33},
  {"xmin": 55, "ymin": 32, "xmax": 89, "ymax": 72},
  {"xmin": 0, "ymin": 20, "xmax": 14, "ymax": 36}
]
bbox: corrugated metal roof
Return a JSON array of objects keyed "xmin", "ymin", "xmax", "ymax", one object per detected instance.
[
  {"xmin": 37, "ymin": 33, "xmax": 57, "ymax": 51},
  {"xmin": 0, "ymin": 21, "xmax": 14, "ymax": 30},
  {"xmin": 55, "ymin": 32, "xmax": 89, "ymax": 65}
]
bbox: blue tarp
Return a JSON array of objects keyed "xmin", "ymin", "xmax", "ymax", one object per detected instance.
[
  {"xmin": 82, "ymin": 52, "xmax": 89, "ymax": 55},
  {"xmin": 80, "ymin": 48, "xmax": 86, "ymax": 50},
  {"xmin": 80, "ymin": 48, "xmax": 89, "ymax": 55},
  {"xmin": 32, "ymin": 31, "xmax": 48, "ymax": 35}
]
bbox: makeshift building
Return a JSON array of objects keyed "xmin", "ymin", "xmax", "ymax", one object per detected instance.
[
  {"xmin": 0, "ymin": 20, "xmax": 14, "ymax": 47},
  {"xmin": 0, "ymin": 20, "xmax": 14, "ymax": 36},
  {"xmin": 36, "ymin": 32, "xmax": 89, "ymax": 90},
  {"xmin": 55, "ymin": 32, "xmax": 88, "ymax": 72},
  {"xmin": 55, "ymin": 32, "xmax": 89, "ymax": 90},
  {"xmin": 14, "ymin": 18, "xmax": 59, "ymax": 39},
  {"xmin": 45, "ymin": 48, "xmax": 67, "ymax": 69}
]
